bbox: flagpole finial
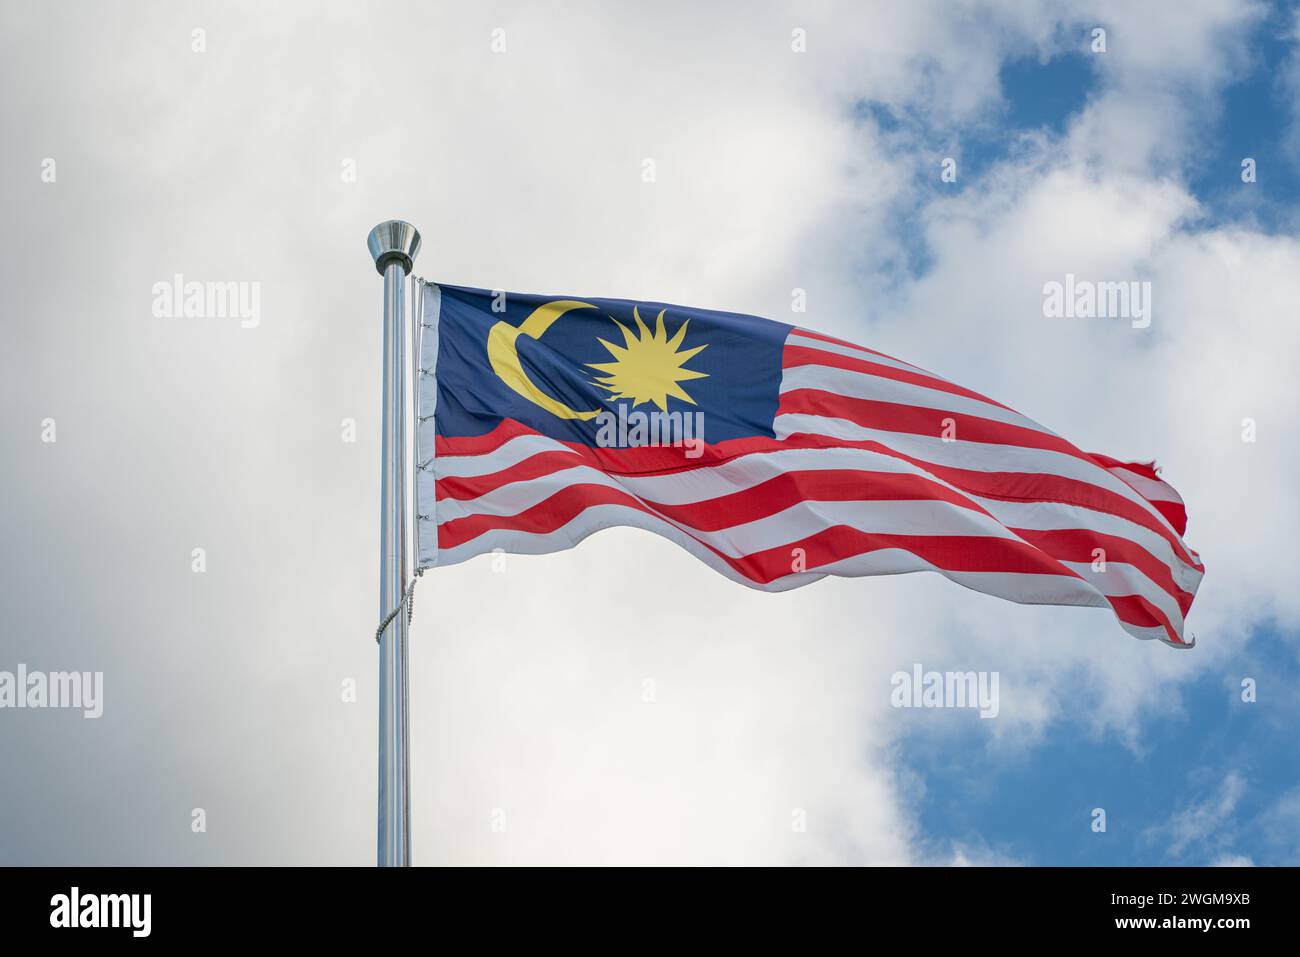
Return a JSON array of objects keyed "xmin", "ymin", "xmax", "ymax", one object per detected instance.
[{"xmin": 367, "ymin": 220, "xmax": 421, "ymax": 276}]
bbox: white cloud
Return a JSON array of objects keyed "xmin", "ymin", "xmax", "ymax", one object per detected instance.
[
  {"xmin": 1144, "ymin": 772, "xmax": 1246, "ymax": 860},
  {"xmin": 1212, "ymin": 854, "xmax": 1255, "ymax": 866}
]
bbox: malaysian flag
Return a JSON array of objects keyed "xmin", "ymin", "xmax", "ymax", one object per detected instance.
[{"xmin": 415, "ymin": 283, "xmax": 1202, "ymax": 647}]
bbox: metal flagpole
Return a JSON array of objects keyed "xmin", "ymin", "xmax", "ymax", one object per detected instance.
[{"xmin": 367, "ymin": 220, "xmax": 421, "ymax": 867}]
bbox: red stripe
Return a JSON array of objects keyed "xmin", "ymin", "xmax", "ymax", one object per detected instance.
[
  {"xmin": 782, "ymin": 344, "xmax": 1016, "ymax": 413},
  {"xmin": 1010, "ymin": 528, "xmax": 1194, "ymax": 615},
  {"xmin": 731, "ymin": 525, "xmax": 1085, "ymax": 586},
  {"xmin": 921, "ymin": 465, "xmax": 1199, "ymax": 572},
  {"xmin": 790, "ymin": 328, "xmax": 926, "ymax": 367},
  {"xmin": 435, "ymin": 418, "xmax": 541, "ymax": 457},
  {"xmin": 778, "ymin": 388, "xmax": 1078, "ymax": 457},
  {"xmin": 775, "ymin": 430, "xmax": 1203, "ymax": 573},
  {"xmin": 641, "ymin": 469, "xmax": 991, "ymax": 532},
  {"xmin": 777, "ymin": 389, "xmax": 1195, "ymax": 554},
  {"xmin": 1151, "ymin": 500, "xmax": 1188, "ymax": 537},
  {"xmin": 1107, "ymin": 593, "xmax": 1183, "ymax": 645},
  {"xmin": 1086, "ymin": 453, "xmax": 1188, "ymax": 536},
  {"xmin": 1088, "ymin": 453, "xmax": 1162, "ymax": 482},
  {"xmin": 439, "ymin": 483, "xmax": 648, "ymax": 551},
  {"xmin": 738, "ymin": 523, "xmax": 1183, "ymax": 645},
  {"xmin": 438, "ymin": 449, "xmax": 585, "ymax": 501},
  {"xmin": 437, "ymin": 420, "xmax": 790, "ymax": 476}
]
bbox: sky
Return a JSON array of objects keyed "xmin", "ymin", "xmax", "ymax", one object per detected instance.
[{"xmin": 1, "ymin": 0, "xmax": 1298, "ymax": 866}]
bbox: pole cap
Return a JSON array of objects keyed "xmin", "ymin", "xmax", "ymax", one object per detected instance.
[{"xmin": 367, "ymin": 221, "xmax": 421, "ymax": 276}]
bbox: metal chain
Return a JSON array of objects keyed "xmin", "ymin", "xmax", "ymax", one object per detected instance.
[{"xmin": 373, "ymin": 570, "xmax": 422, "ymax": 644}]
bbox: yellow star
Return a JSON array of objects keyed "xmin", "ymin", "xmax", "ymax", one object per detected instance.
[{"xmin": 587, "ymin": 307, "xmax": 709, "ymax": 411}]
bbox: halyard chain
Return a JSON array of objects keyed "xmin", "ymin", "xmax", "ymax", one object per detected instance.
[{"xmin": 373, "ymin": 570, "xmax": 422, "ymax": 644}]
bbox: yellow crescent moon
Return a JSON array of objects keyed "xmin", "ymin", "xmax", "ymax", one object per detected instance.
[{"xmin": 487, "ymin": 300, "xmax": 602, "ymax": 420}]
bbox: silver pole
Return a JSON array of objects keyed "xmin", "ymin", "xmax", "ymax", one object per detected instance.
[{"xmin": 367, "ymin": 220, "xmax": 421, "ymax": 867}]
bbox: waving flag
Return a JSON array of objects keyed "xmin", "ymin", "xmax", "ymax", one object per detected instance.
[{"xmin": 415, "ymin": 283, "xmax": 1202, "ymax": 647}]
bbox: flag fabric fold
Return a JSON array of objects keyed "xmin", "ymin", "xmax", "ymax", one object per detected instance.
[{"xmin": 415, "ymin": 282, "xmax": 1202, "ymax": 647}]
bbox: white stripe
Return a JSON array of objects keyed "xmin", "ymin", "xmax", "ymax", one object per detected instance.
[
  {"xmin": 787, "ymin": 332, "xmax": 934, "ymax": 377},
  {"xmin": 775, "ymin": 412, "xmax": 1185, "ymax": 539},
  {"xmin": 436, "ymin": 502, "xmax": 814, "ymax": 588},
  {"xmin": 434, "ymin": 432, "xmax": 576, "ymax": 476},
  {"xmin": 416, "ymin": 280, "xmax": 443, "ymax": 569},
  {"xmin": 1060, "ymin": 560, "xmax": 1185, "ymax": 634},
  {"xmin": 969, "ymin": 495, "xmax": 1202, "ymax": 593},
  {"xmin": 439, "ymin": 443, "xmax": 926, "ymax": 502},
  {"xmin": 1106, "ymin": 466, "xmax": 1183, "ymax": 505},
  {"xmin": 779, "ymin": 362, "xmax": 1050, "ymax": 434}
]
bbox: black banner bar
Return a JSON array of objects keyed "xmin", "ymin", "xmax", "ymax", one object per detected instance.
[{"xmin": 0, "ymin": 866, "xmax": 1283, "ymax": 942}]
